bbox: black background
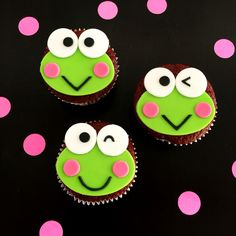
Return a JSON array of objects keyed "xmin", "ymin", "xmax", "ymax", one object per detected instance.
[{"xmin": 1, "ymin": 0, "xmax": 236, "ymax": 235}]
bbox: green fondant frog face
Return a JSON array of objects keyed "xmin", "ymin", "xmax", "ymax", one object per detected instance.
[
  {"xmin": 56, "ymin": 123, "xmax": 136, "ymax": 196},
  {"xmin": 136, "ymin": 66, "xmax": 216, "ymax": 136},
  {"xmin": 40, "ymin": 28, "xmax": 115, "ymax": 96}
]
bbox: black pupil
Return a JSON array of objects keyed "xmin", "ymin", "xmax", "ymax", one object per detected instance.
[
  {"xmin": 63, "ymin": 37, "xmax": 73, "ymax": 47},
  {"xmin": 84, "ymin": 37, "xmax": 94, "ymax": 47},
  {"xmin": 159, "ymin": 76, "xmax": 170, "ymax": 86},
  {"xmin": 79, "ymin": 132, "xmax": 90, "ymax": 143}
]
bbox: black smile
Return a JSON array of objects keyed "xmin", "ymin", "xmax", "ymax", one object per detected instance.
[
  {"xmin": 161, "ymin": 114, "xmax": 192, "ymax": 130},
  {"xmin": 78, "ymin": 176, "xmax": 112, "ymax": 191},
  {"xmin": 61, "ymin": 75, "xmax": 92, "ymax": 91}
]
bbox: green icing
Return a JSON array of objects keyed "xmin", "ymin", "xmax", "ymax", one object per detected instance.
[
  {"xmin": 136, "ymin": 89, "xmax": 215, "ymax": 136},
  {"xmin": 40, "ymin": 49, "xmax": 115, "ymax": 96},
  {"xmin": 56, "ymin": 145, "xmax": 135, "ymax": 196}
]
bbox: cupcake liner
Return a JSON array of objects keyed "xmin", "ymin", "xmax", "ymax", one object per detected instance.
[
  {"xmin": 43, "ymin": 36, "xmax": 119, "ymax": 106},
  {"xmin": 56, "ymin": 137, "xmax": 138, "ymax": 205},
  {"xmin": 134, "ymin": 64, "xmax": 218, "ymax": 147}
]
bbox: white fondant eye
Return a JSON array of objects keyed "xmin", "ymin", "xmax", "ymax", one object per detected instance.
[
  {"xmin": 97, "ymin": 125, "xmax": 129, "ymax": 157},
  {"xmin": 144, "ymin": 67, "xmax": 176, "ymax": 97},
  {"xmin": 78, "ymin": 28, "xmax": 109, "ymax": 58},
  {"xmin": 65, "ymin": 123, "xmax": 97, "ymax": 154},
  {"xmin": 176, "ymin": 67, "xmax": 207, "ymax": 98},
  {"xmin": 47, "ymin": 28, "xmax": 78, "ymax": 58}
]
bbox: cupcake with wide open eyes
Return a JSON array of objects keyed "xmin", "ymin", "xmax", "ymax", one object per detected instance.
[
  {"xmin": 134, "ymin": 64, "xmax": 217, "ymax": 145},
  {"xmin": 40, "ymin": 28, "xmax": 119, "ymax": 105},
  {"xmin": 56, "ymin": 121, "xmax": 137, "ymax": 205}
]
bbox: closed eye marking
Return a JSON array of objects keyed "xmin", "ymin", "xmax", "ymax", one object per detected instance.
[
  {"xmin": 182, "ymin": 77, "xmax": 191, "ymax": 87},
  {"xmin": 103, "ymin": 135, "xmax": 115, "ymax": 142}
]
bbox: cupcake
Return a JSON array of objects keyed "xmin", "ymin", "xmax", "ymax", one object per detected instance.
[
  {"xmin": 134, "ymin": 64, "xmax": 217, "ymax": 145},
  {"xmin": 40, "ymin": 28, "xmax": 118, "ymax": 105},
  {"xmin": 56, "ymin": 121, "xmax": 137, "ymax": 205}
]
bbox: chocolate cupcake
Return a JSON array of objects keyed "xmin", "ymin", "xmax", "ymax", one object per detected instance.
[
  {"xmin": 40, "ymin": 28, "xmax": 118, "ymax": 105},
  {"xmin": 56, "ymin": 121, "xmax": 137, "ymax": 205},
  {"xmin": 134, "ymin": 64, "xmax": 217, "ymax": 145}
]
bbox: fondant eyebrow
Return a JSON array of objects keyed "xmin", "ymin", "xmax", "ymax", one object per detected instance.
[{"xmin": 103, "ymin": 135, "xmax": 115, "ymax": 142}]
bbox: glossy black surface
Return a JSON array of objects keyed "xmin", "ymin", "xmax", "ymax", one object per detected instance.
[{"xmin": 1, "ymin": 0, "xmax": 236, "ymax": 235}]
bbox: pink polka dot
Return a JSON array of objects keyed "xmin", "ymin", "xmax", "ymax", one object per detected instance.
[
  {"xmin": 178, "ymin": 191, "xmax": 201, "ymax": 215},
  {"xmin": 63, "ymin": 159, "xmax": 80, "ymax": 176},
  {"xmin": 23, "ymin": 133, "xmax": 46, "ymax": 156},
  {"xmin": 93, "ymin": 62, "xmax": 110, "ymax": 78},
  {"xmin": 147, "ymin": 0, "xmax": 167, "ymax": 14},
  {"xmin": 18, "ymin": 16, "xmax": 39, "ymax": 36},
  {"xmin": 195, "ymin": 102, "xmax": 212, "ymax": 118},
  {"xmin": 44, "ymin": 63, "xmax": 60, "ymax": 78},
  {"xmin": 98, "ymin": 1, "xmax": 118, "ymax": 20},
  {"xmin": 112, "ymin": 160, "xmax": 129, "ymax": 178},
  {"xmin": 0, "ymin": 97, "xmax": 11, "ymax": 118},
  {"xmin": 232, "ymin": 161, "xmax": 236, "ymax": 178},
  {"xmin": 39, "ymin": 220, "xmax": 63, "ymax": 236},
  {"xmin": 214, "ymin": 39, "xmax": 235, "ymax": 59},
  {"xmin": 142, "ymin": 102, "xmax": 159, "ymax": 118}
]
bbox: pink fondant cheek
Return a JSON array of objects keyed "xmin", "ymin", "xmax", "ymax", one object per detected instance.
[
  {"xmin": 44, "ymin": 63, "xmax": 60, "ymax": 78},
  {"xmin": 93, "ymin": 62, "xmax": 110, "ymax": 78},
  {"xmin": 142, "ymin": 102, "xmax": 159, "ymax": 118},
  {"xmin": 195, "ymin": 102, "xmax": 212, "ymax": 118},
  {"xmin": 112, "ymin": 161, "xmax": 129, "ymax": 178},
  {"xmin": 63, "ymin": 160, "xmax": 80, "ymax": 176}
]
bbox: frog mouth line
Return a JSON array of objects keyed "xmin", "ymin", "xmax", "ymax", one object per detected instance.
[
  {"xmin": 61, "ymin": 75, "xmax": 92, "ymax": 91},
  {"xmin": 78, "ymin": 176, "xmax": 112, "ymax": 191},
  {"xmin": 161, "ymin": 114, "xmax": 192, "ymax": 130}
]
